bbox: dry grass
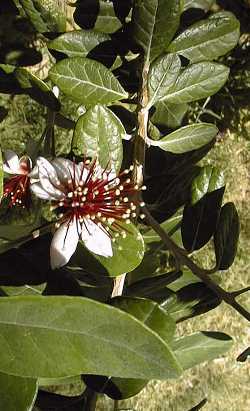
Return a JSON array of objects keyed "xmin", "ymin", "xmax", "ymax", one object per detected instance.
[{"xmin": 97, "ymin": 132, "xmax": 250, "ymax": 411}]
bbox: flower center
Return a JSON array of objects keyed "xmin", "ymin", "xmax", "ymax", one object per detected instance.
[
  {"xmin": 3, "ymin": 174, "xmax": 30, "ymax": 208},
  {"xmin": 55, "ymin": 161, "xmax": 145, "ymax": 239}
]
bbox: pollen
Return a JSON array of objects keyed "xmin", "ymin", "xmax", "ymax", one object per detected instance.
[{"xmin": 48, "ymin": 157, "xmax": 146, "ymax": 243}]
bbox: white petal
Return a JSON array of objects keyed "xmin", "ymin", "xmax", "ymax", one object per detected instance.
[
  {"xmin": 31, "ymin": 183, "xmax": 57, "ymax": 200},
  {"xmin": 3, "ymin": 150, "xmax": 20, "ymax": 174},
  {"xmin": 76, "ymin": 162, "xmax": 88, "ymax": 184},
  {"xmin": 50, "ymin": 218, "xmax": 80, "ymax": 269},
  {"xmin": 37, "ymin": 157, "xmax": 64, "ymax": 199},
  {"xmin": 81, "ymin": 219, "xmax": 113, "ymax": 258},
  {"xmin": 28, "ymin": 164, "xmax": 39, "ymax": 179},
  {"xmin": 52, "ymin": 158, "xmax": 74, "ymax": 184}
]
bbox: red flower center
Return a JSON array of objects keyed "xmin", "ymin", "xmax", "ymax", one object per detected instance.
[
  {"xmin": 4, "ymin": 174, "xmax": 31, "ymax": 208},
  {"xmin": 55, "ymin": 160, "xmax": 145, "ymax": 238}
]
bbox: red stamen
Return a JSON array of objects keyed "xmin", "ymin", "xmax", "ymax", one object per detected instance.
[
  {"xmin": 55, "ymin": 160, "xmax": 141, "ymax": 240},
  {"xmin": 3, "ymin": 175, "xmax": 31, "ymax": 208}
]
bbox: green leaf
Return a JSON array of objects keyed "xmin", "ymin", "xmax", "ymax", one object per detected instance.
[
  {"xmin": 172, "ymin": 331, "xmax": 233, "ymax": 370},
  {"xmin": 14, "ymin": 68, "xmax": 60, "ymax": 111},
  {"xmin": 181, "ymin": 181, "xmax": 225, "ymax": 252},
  {"xmin": 72, "ymin": 105, "xmax": 124, "ymax": 172},
  {"xmin": 143, "ymin": 213, "xmax": 183, "ymax": 243},
  {"xmin": 48, "ymin": 30, "xmax": 110, "ymax": 58},
  {"xmin": 125, "ymin": 270, "xmax": 182, "ymax": 299},
  {"xmin": 83, "ymin": 296, "xmax": 176, "ymax": 400},
  {"xmin": 0, "ymin": 296, "xmax": 182, "ymax": 379},
  {"xmin": 14, "ymin": 0, "xmax": 66, "ymax": 32},
  {"xmin": 191, "ymin": 166, "xmax": 225, "ymax": 205},
  {"xmin": 38, "ymin": 374, "xmax": 83, "ymax": 387},
  {"xmin": 150, "ymin": 123, "xmax": 218, "ymax": 154},
  {"xmin": 183, "ymin": 0, "xmax": 215, "ymax": 11},
  {"xmin": 168, "ymin": 12, "xmax": 240, "ymax": 63},
  {"xmin": 168, "ymin": 269, "xmax": 201, "ymax": 292},
  {"xmin": 95, "ymin": 223, "xmax": 145, "ymax": 277},
  {"xmin": 131, "ymin": 0, "xmax": 182, "ymax": 63},
  {"xmin": 214, "ymin": 202, "xmax": 240, "ymax": 270},
  {"xmin": 151, "ymin": 101, "xmax": 188, "ymax": 129},
  {"xmin": 112, "ymin": 297, "xmax": 176, "ymax": 343},
  {"xmin": 74, "ymin": 0, "xmax": 122, "ymax": 34},
  {"xmin": 0, "ymin": 150, "xmax": 3, "ymax": 201},
  {"xmin": 49, "ymin": 57, "xmax": 128, "ymax": 105},
  {"xmin": 161, "ymin": 62, "xmax": 229, "ymax": 104},
  {"xmin": 0, "ymin": 372, "xmax": 38, "ymax": 411},
  {"xmin": 148, "ymin": 53, "xmax": 181, "ymax": 107}
]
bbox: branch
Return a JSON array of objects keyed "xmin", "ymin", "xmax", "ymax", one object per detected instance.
[
  {"xmin": 112, "ymin": 61, "xmax": 150, "ymax": 298},
  {"xmin": 143, "ymin": 206, "xmax": 250, "ymax": 322}
]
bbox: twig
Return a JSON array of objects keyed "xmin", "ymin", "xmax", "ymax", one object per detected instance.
[
  {"xmin": 112, "ymin": 61, "xmax": 149, "ymax": 298},
  {"xmin": 143, "ymin": 206, "xmax": 250, "ymax": 322},
  {"xmin": 112, "ymin": 274, "xmax": 127, "ymax": 298}
]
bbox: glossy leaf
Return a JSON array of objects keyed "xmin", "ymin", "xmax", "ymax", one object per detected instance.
[
  {"xmin": 183, "ymin": 0, "xmax": 215, "ymax": 11},
  {"xmin": 181, "ymin": 185, "xmax": 225, "ymax": 252},
  {"xmin": 112, "ymin": 297, "xmax": 176, "ymax": 342},
  {"xmin": 168, "ymin": 12, "xmax": 240, "ymax": 63},
  {"xmin": 73, "ymin": 0, "xmax": 122, "ymax": 33},
  {"xmin": 191, "ymin": 166, "xmax": 225, "ymax": 205},
  {"xmin": 150, "ymin": 123, "xmax": 218, "ymax": 154},
  {"xmin": 131, "ymin": 0, "xmax": 181, "ymax": 63},
  {"xmin": 95, "ymin": 223, "xmax": 145, "ymax": 277},
  {"xmin": 172, "ymin": 332, "xmax": 233, "ymax": 370},
  {"xmin": 214, "ymin": 202, "xmax": 240, "ymax": 270},
  {"xmin": 0, "ymin": 296, "xmax": 182, "ymax": 379},
  {"xmin": 48, "ymin": 30, "xmax": 110, "ymax": 58},
  {"xmin": 143, "ymin": 213, "xmax": 183, "ymax": 243},
  {"xmin": 49, "ymin": 57, "xmax": 128, "ymax": 105},
  {"xmin": 161, "ymin": 62, "xmax": 229, "ymax": 104},
  {"xmin": 126, "ymin": 271, "xmax": 182, "ymax": 298},
  {"xmin": 156, "ymin": 283, "xmax": 220, "ymax": 323},
  {"xmin": 168, "ymin": 269, "xmax": 201, "ymax": 292},
  {"xmin": 14, "ymin": 0, "xmax": 66, "ymax": 32},
  {"xmin": 72, "ymin": 105, "xmax": 124, "ymax": 172},
  {"xmin": 0, "ymin": 372, "xmax": 38, "ymax": 411},
  {"xmin": 151, "ymin": 101, "xmax": 188, "ymax": 129},
  {"xmin": 148, "ymin": 53, "xmax": 181, "ymax": 107}
]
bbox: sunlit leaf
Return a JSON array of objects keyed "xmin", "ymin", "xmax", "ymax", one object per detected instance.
[
  {"xmin": 49, "ymin": 57, "xmax": 128, "ymax": 105},
  {"xmin": 73, "ymin": 105, "xmax": 124, "ymax": 172},
  {"xmin": 172, "ymin": 331, "xmax": 233, "ymax": 369},
  {"xmin": 148, "ymin": 53, "xmax": 181, "ymax": 107},
  {"xmin": 0, "ymin": 296, "xmax": 182, "ymax": 379},
  {"xmin": 191, "ymin": 166, "xmax": 225, "ymax": 205},
  {"xmin": 151, "ymin": 101, "xmax": 188, "ymax": 129},
  {"xmin": 149, "ymin": 123, "xmax": 218, "ymax": 153},
  {"xmin": 48, "ymin": 30, "xmax": 110, "ymax": 58},
  {"xmin": 131, "ymin": 0, "xmax": 182, "ymax": 63},
  {"xmin": 168, "ymin": 12, "xmax": 240, "ymax": 63},
  {"xmin": 161, "ymin": 62, "xmax": 229, "ymax": 104},
  {"xmin": 95, "ymin": 223, "xmax": 145, "ymax": 277}
]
